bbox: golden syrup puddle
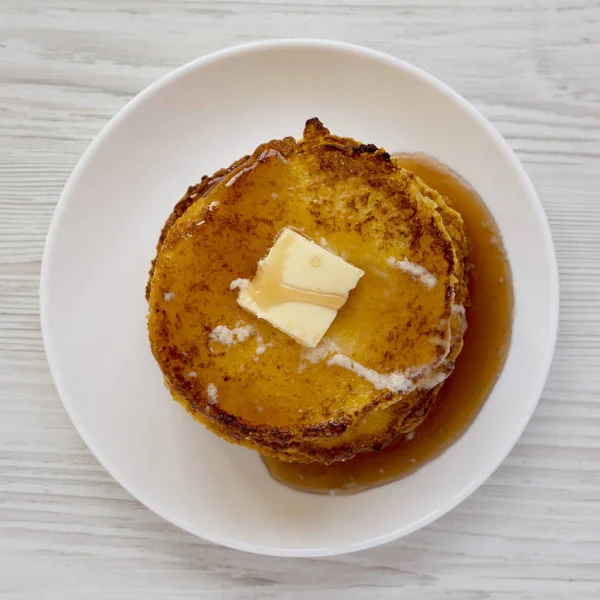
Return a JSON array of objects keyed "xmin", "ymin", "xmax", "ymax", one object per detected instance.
[{"xmin": 262, "ymin": 153, "xmax": 514, "ymax": 495}]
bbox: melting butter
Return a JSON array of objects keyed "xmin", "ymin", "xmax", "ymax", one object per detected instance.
[
  {"xmin": 235, "ymin": 228, "xmax": 364, "ymax": 348},
  {"xmin": 245, "ymin": 231, "xmax": 348, "ymax": 313}
]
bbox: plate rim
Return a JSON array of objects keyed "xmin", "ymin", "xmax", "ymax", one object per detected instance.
[{"xmin": 39, "ymin": 38, "xmax": 560, "ymax": 557}]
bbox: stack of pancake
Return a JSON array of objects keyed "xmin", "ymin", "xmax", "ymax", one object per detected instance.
[{"xmin": 147, "ymin": 119, "xmax": 469, "ymax": 465}]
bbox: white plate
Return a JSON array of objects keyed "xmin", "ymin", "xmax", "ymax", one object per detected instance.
[{"xmin": 40, "ymin": 39, "xmax": 558, "ymax": 557}]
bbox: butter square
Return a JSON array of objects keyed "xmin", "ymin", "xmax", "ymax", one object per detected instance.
[{"xmin": 235, "ymin": 228, "xmax": 364, "ymax": 347}]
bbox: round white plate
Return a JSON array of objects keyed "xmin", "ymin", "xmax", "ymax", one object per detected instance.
[{"xmin": 41, "ymin": 39, "xmax": 558, "ymax": 557}]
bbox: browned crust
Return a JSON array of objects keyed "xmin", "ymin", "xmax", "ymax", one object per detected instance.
[{"xmin": 168, "ymin": 382, "xmax": 443, "ymax": 464}]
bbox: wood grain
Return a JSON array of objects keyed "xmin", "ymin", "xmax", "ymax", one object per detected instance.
[{"xmin": 1, "ymin": 0, "xmax": 599, "ymax": 598}]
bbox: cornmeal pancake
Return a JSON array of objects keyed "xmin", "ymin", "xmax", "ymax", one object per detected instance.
[
  {"xmin": 168, "ymin": 195, "xmax": 468, "ymax": 465},
  {"xmin": 163, "ymin": 175, "xmax": 470, "ymax": 465},
  {"xmin": 148, "ymin": 119, "xmax": 461, "ymax": 454}
]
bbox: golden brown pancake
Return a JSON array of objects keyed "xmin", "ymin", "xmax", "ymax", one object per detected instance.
[
  {"xmin": 147, "ymin": 119, "xmax": 467, "ymax": 461},
  {"xmin": 161, "ymin": 186, "xmax": 468, "ymax": 466}
]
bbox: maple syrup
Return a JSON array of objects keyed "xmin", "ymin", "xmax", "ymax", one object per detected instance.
[{"xmin": 263, "ymin": 153, "xmax": 514, "ymax": 494}]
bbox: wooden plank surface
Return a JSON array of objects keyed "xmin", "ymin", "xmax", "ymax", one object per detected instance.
[{"xmin": 1, "ymin": 0, "xmax": 599, "ymax": 598}]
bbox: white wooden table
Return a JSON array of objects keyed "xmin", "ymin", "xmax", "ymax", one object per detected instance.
[{"xmin": 1, "ymin": 1, "xmax": 599, "ymax": 598}]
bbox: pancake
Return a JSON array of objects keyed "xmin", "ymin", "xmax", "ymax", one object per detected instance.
[
  {"xmin": 147, "ymin": 119, "xmax": 465, "ymax": 459},
  {"xmin": 164, "ymin": 183, "xmax": 469, "ymax": 466}
]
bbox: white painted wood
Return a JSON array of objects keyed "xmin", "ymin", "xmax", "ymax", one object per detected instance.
[{"xmin": 1, "ymin": 0, "xmax": 599, "ymax": 597}]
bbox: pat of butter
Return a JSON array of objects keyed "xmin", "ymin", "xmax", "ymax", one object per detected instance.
[{"xmin": 235, "ymin": 228, "xmax": 364, "ymax": 347}]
